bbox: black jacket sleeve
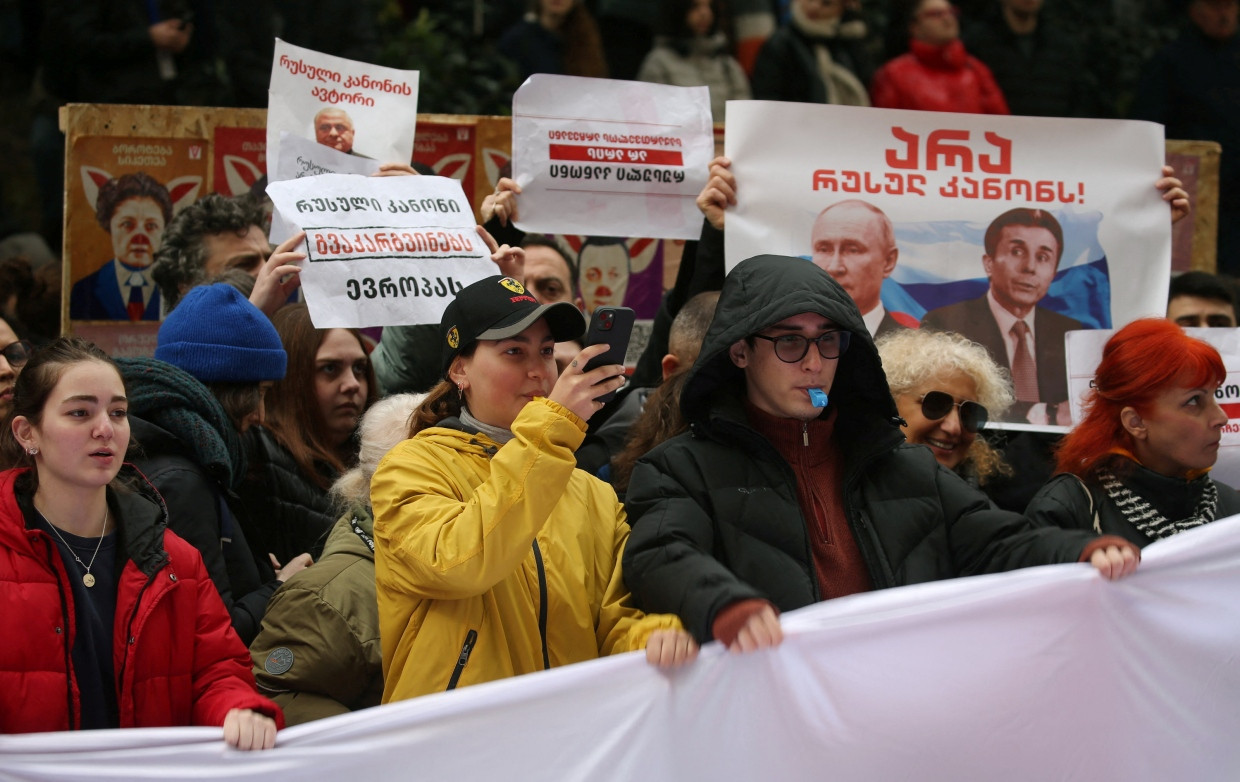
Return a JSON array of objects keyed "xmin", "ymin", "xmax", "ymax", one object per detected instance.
[{"xmin": 622, "ymin": 448, "xmax": 766, "ymax": 643}]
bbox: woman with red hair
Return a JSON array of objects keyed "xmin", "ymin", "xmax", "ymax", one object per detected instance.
[{"xmin": 1025, "ymin": 318, "xmax": 1240, "ymax": 546}]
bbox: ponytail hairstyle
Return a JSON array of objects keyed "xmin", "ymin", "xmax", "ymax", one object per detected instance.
[{"xmin": 1056, "ymin": 318, "xmax": 1225, "ymax": 479}]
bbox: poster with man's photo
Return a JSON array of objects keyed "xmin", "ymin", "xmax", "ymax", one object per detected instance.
[
  {"xmin": 65, "ymin": 136, "xmax": 208, "ymax": 324},
  {"xmin": 725, "ymin": 102, "xmax": 1170, "ymax": 426},
  {"xmin": 267, "ymin": 39, "xmax": 419, "ymax": 181}
]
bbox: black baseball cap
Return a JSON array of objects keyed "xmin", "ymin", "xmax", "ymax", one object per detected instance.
[{"xmin": 440, "ymin": 275, "xmax": 585, "ymax": 375}]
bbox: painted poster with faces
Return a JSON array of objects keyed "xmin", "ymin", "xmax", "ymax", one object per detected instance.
[
  {"xmin": 266, "ymin": 174, "xmax": 496, "ymax": 328},
  {"xmin": 267, "ymin": 39, "xmax": 419, "ymax": 183},
  {"xmin": 65, "ymin": 136, "xmax": 207, "ymax": 323},
  {"xmin": 511, "ymin": 74, "xmax": 714, "ymax": 240},
  {"xmin": 1066, "ymin": 327, "xmax": 1240, "ymax": 483},
  {"xmin": 725, "ymin": 101, "xmax": 1170, "ymax": 426}
]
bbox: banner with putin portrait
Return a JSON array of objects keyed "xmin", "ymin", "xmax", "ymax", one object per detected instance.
[
  {"xmin": 724, "ymin": 101, "xmax": 1169, "ymax": 426},
  {"xmin": 267, "ymin": 39, "xmax": 420, "ymax": 184}
]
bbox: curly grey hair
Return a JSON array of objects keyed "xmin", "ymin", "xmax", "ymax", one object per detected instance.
[
  {"xmin": 150, "ymin": 194, "xmax": 267, "ymax": 312},
  {"xmin": 876, "ymin": 328, "xmax": 1015, "ymax": 418}
]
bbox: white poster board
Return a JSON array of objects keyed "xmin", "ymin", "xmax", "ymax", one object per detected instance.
[
  {"xmin": 266, "ymin": 174, "xmax": 495, "ymax": 328},
  {"xmin": 1066, "ymin": 327, "xmax": 1240, "ymax": 486},
  {"xmin": 725, "ymin": 101, "xmax": 1170, "ymax": 425},
  {"xmin": 511, "ymin": 75, "xmax": 713, "ymax": 239},
  {"xmin": 268, "ymin": 39, "xmax": 419, "ymax": 180}
]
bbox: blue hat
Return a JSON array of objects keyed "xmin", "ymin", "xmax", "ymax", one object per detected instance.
[{"xmin": 155, "ymin": 284, "xmax": 287, "ymax": 382}]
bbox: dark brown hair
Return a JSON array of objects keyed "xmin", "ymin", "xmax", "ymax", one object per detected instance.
[
  {"xmin": 611, "ymin": 371, "xmax": 691, "ymax": 492},
  {"xmin": 94, "ymin": 172, "xmax": 173, "ymax": 230},
  {"xmin": 0, "ymin": 338, "xmax": 126, "ymax": 486},
  {"xmin": 535, "ymin": 0, "xmax": 609, "ymax": 78},
  {"xmin": 263, "ymin": 304, "xmax": 379, "ymax": 488}
]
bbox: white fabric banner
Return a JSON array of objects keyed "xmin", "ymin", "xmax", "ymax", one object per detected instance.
[
  {"xmin": 511, "ymin": 75, "xmax": 713, "ymax": 239},
  {"xmin": 267, "ymin": 39, "xmax": 418, "ymax": 180},
  {"xmin": 1066, "ymin": 327, "xmax": 1240, "ymax": 483},
  {"xmin": 266, "ymin": 174, "xmax": 495, "ymax": 328},
  {"xmin": 4, "ymin": 518, "xmax": 1240, "ymax": 781}
]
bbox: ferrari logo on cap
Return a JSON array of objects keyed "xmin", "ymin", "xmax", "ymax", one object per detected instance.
[
  {"xmin": 499, "ymin": 277, "xmax": 525, "ymax": 295},
  {"xmin": 447, "ymin": 326, "xmax": 460, "ymax": 349}
]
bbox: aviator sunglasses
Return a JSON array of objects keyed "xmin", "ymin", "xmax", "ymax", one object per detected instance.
[{"xmin": 919, "ymin": 390, "xmax": 989, "ymax": 434}]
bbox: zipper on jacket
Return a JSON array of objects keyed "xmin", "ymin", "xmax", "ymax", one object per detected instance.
[
  {"xmin": 531, "ymin": 540, "xmax": 550, "ymax": 670},
  {"xmin": 446, "ymin": 629, "xmax": 478, "ymax": 690},
  {"xmin": 116, "ymin": 569, "xmax": 160, "ymax": 696},
  {"xmin": 41, "ymin": 535, "xmax": 77, "ymax": 730},
  {"xmin": 802, "ymin": 422, "xmax": 809, "ymax": 447}
]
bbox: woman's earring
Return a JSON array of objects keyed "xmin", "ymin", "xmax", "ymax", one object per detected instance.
[{"xmin": 26, "ymin": 447, "xmax": 37, "ymax": 456}]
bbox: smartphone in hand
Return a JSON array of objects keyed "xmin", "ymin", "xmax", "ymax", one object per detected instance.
[{"xmin": 582, "ymin": 306, "xmax": 635, "ymax": 403}]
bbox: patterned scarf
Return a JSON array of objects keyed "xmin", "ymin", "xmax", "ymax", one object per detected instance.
[
  {"xmin": 116, "ymin": 357, "xmax": 246, "ymax": 488},
  {"xmin": 1097, "ymin": 469, "xmax": 1218, "ymax": 541}
]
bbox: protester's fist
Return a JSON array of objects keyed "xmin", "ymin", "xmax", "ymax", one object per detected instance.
[
  {"xmin": 482, "ymin": 178, "xmax": 522, "ymax": 227},
  {"xmin": 696, "ymin": 156, "xmax": 736, "ymax": 231},
  {"xmin": 1157, "ymin": 165, "xmax": 1190, "ymax": 225},
  {"xmin": 1089, "ymin": 543, "xmax": 1140, "ymax": 580},
  {"xmin": 645, "ymin": 629, "xmax": 699, "ymax": 668},
  {"xmin": 222, "ymin": 708, "xmax": 277, "ymax": 751},
  {"xmin": 729, "ymin": 604, "xmax": 782, "ymax": 653}
]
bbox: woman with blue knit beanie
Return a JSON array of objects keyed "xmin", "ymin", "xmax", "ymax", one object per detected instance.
[{"xmin": 119, "ymin": 283, "xmax": 313, "ymax": 646}]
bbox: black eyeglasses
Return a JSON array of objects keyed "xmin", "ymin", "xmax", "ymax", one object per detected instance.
[
  {"xmin": 1, "ymin": 340, "xmax": 32, "ymax": 367},
  {"xmin": 751, "ymin": 330, "xmax": 850, "ymax": 363},
  {"xmin": 919, "ymin": 390, "xmax": 988, "ymax": 434}
]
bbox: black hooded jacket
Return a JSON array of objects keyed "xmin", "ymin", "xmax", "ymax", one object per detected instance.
[{"xmin": 621, "ymin": 256, "xmax": 1100, "ymax": 643}]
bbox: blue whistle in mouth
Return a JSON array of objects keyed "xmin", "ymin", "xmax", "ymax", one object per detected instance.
[{"xmin": 808, "ymin": 388, "xmax": 829, "ymax": 408}]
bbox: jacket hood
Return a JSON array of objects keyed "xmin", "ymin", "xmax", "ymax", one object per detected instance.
[
  {"xmin": 681, "ymin": 254, "xmax": 900, "ymax": 432},
  {"xmin": 320, "ymin": 503, "xmax": 376, "ymax": 562}
]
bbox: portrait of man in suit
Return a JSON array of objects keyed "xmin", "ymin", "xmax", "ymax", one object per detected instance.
[
  {"xmin": 920, "ymin": 207, "xmax": 1082, "ymax": 425},
  {"xmin": 810, "ymin": 199, "xmax": 906, "ymax": 339}
]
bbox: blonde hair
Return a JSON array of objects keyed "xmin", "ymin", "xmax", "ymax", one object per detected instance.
[
  {"xmin": 329, "ymin": 393, "xmax": 425, "ymax": 506},
  {"xmin": 877, "ymin": 328, "xmax": 1015, "ymax": 483}
]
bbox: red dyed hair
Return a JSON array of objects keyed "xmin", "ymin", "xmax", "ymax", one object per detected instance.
[{"xmin": 1056, "ymin": 318, "xmax": 1226, "ymax": 478}]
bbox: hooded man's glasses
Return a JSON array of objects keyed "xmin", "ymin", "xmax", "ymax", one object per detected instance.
[{"xmin": 751, "ymin": 330, "xmax": 850, "ymax": 363}]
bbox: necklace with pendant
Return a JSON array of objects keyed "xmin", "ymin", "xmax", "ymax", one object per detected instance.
[{"xmin": 38, "ymin": 503, "xmax": 109, "ymax": 588}]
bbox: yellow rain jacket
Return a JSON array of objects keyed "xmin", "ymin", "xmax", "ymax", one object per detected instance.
[{"xmin": 372, "ymin": 397, "xmax": 682, "ymax": 703}]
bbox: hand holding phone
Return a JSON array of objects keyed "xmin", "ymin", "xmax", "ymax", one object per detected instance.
[{"xmin": 582, "ymin": 306, "xmax": 635, "ymax": 403}]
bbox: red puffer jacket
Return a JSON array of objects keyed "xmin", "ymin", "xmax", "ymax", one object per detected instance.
[
  {"xmin": 0, "ymin": 468, "xmax": 283, "ymax": 733},
  {"xmin": 870, "ymin": 38, "xmax": 1010, "ymax": 115}
]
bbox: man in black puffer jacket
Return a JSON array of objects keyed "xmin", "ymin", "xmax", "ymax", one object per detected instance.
[{"xmin": 622, "ymin": 255, "xmax": 1139, "ymax": 650}]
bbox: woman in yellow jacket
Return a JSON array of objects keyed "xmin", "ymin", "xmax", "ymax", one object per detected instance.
[{"xmin": 372, "ymin": 275, "xmax": 697, "ymax": 702}]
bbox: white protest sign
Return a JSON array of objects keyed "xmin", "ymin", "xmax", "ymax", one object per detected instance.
[
  {"xmin": 725, "ymin": 101, "xmax": 1169, "ymax": 425},
  {"xmin": 1066, "ymin": 327, "xmax": 1240, "ymax": 486},
  {"xmin": 268, "ymin": 39, "xmax": 418, "ymax": 180},
  {"xmin": 269, "ymin": 133, "xmax": 384, "ymax": 245},
  {"xmin": 266, "ymin": 174, "xmax": 495, "ymax": 328},
  {"xmin": 511, "ymin": 75, "xmax": 713, "ymax": 239}
]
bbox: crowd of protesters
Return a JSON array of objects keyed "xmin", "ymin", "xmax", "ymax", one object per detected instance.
[{"xmin": 0, "ymin": 0, "xmax": 1237, "ymax": 755}]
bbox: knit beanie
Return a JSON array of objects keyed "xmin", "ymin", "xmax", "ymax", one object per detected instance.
[{"xmin": 155, "ymin": 283, "xmax": 288, "ymax": 382}]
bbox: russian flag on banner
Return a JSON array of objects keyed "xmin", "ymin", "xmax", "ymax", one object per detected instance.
[{"xmin": 874, "ymin": 209, "xmax": 1112, "ymax": 329}]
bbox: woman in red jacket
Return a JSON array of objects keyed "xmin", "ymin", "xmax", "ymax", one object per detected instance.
[
  {"xmin": 870, "ymin": 0, "xmax": 1009, "ymax": 115},
  {"xmin": 0, "ymin": 337, "xmax": 282, "ymax": 749}
]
